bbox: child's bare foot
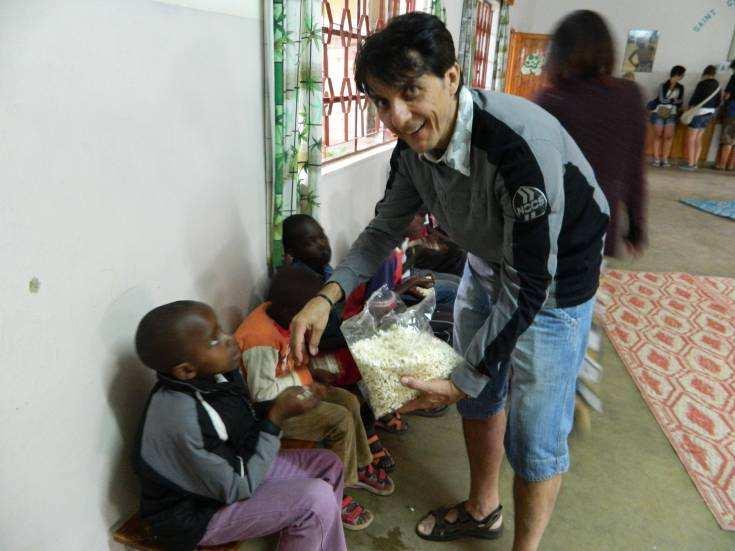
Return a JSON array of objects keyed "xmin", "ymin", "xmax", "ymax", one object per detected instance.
[
  {"xmin": 341, "ymin": 495, "xmax": 373, "ymax": 530},
  {"xmin": 349, "ymin": 464, "xmax": 395, "ymax": 496}
]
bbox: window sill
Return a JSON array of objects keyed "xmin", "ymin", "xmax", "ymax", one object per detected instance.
[{"xmin": 321, "ymin": 141, "xmax": 396, "ymax": 176}]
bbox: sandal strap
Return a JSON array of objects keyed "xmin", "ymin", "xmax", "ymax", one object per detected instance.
[
  {"xmin": 454, "ymin": 502, "xmax": 502, "ymax": 526},
  {"xmin": 425, "ymin": 501, "xmax": 502, "ymax": 537},
  {"xmin": 342, "ymin": 501, "xmax": 365, "ymax": 523},
  {"xmin": 342, "ymin": 496, "xmax": 365, "ymax": 513},
  {"xmin": 476, "ymin": 504, "xmax": 503, "ymax": 527}
]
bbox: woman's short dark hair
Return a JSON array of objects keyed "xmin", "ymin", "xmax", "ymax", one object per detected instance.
[
  {"xmin": 670, "ymin": 65, "xmax": 686, "ymax": 78},
  {"xmin": 546, "ymin": 10, "xmax": 614, "ymax": 83},
  {"xmin": 703, "ymin": 64, "xmax": 717, "ymax": 77},
  {"xmin": 354, "ymin": 12, "xmax": 459, "ymax": 95},
  {"xmin": 730, "ymin": 59, "xmax": 735, "ymax": 71}
]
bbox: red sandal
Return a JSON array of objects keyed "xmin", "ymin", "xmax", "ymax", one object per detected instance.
[
  {"xmin": 349, "ymin": 464, "xmax": 395, "ymax": 496},
  {"xmin": 341, "ymin": 495, "xmax": 373, "ymax": 531}
]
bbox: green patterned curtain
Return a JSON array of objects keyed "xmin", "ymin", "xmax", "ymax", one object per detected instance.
[
  {"xmin": 491, "ymin": 1, "xmax": 510, "ymax": 91},
  {"xmin": 457, "ymin": 0, "xmax": 478, "ymax": 88},
  {"xmin": 430, "ymin": 0, "xmax": 445, "ymax": 22},
  {"xmin": 270, "ymin": 0, "xmax": 323, "ymax": 269}
]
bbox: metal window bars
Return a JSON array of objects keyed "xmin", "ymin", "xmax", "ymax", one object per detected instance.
[{"xmin": 322, "ymin": 0, "xmax": 430, "ymax": 161}]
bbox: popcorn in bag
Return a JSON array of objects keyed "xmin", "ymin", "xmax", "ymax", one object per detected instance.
[{"xmin": 341, "ymin": 285, "xmax": 464, "ymax": 418}]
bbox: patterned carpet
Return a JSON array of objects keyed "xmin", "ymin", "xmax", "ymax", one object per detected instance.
[
  {"xmin": 598, "ymin": 270, "xmax": 735, "ymax": 530},
  {"xmin": 679, "ymin": 199, "xmax": 735, "ymax": 221}
]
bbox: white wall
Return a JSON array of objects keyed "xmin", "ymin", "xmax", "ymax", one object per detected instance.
[
  {"xmin": 509, "ymin": 0, "xmax": 735, "ymax": 98},
  {"xmin": 320, "ymin": 148, "xmax": 393, "ymax": 262},
  {"xmin": 0, "ymin": 1, "xmax": 269, "ymax": 549}
]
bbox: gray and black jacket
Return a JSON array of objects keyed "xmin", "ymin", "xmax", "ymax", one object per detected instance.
[
  {"xmin": 328, "ymin": 88, "xmax": 610, "ymax": 398},
  {"xmin": 133, "ymin": 369, "xmax": 281, "ymax": 550}
]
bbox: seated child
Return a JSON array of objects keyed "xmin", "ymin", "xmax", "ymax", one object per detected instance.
[
  {"xmin": 133, "ymin": 300, "xmax": 347, "ymax": 550},
  {"xmin": 283, "ymin": 213, "xmax": 439, "ymax": 431},
  {"xmin": 235, "ymin": 266, "xmax": 395, "ymax": 530},
  {"xmin": 282, "ymin": 214, "xmax": 405, "ymax": 451},
  {"xmin": 403, "ymin": 209, "xmax": 467, "ymax": 279}
]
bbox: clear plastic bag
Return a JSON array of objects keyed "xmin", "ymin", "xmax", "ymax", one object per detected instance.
[{"xmin": 341, "ymin": 285, "xmax": 464, "ymax": 417}]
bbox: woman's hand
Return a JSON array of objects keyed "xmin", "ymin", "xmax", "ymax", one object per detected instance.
[{"xmin": 398, "ymin": 377, "xmax": 466, "ymax": 412}]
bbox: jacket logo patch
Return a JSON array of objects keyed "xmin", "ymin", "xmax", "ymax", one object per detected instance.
[{"xmin": 512, "ymin": 186, "xmax": 548, "ymax": 221}]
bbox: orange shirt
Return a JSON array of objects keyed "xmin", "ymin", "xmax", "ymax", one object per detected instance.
[{"xmin": 234, "ymin": 303, "xmax": 312, "ymax": 401}]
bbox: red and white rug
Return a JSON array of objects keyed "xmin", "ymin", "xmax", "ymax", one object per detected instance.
[{"xmin": 599, "ymin": 270, "xmax": 735, "ymax": 531}]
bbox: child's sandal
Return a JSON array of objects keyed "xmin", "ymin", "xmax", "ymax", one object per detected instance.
[
  {"xmin": 371, "ymin": 447, "xmax": 396, "ymax": 473},
  {"xmin": 368, "ymin": 435, "xmax": 396, "ymax": 472},
  {"xmin": 341, "ymin": 496, "xmax": 374, "ymax": 531},
  {"xmin": 375, "ymin": 412, "xmax": 409, "ymax": 434},
  {"xmin": 350, "ymin": 464, "xmax": 395, "ymax": 496}
]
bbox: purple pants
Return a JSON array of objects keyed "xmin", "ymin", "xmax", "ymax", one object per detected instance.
[{"xmin": 199, "ymin": 449, "xmax": 346, "ymax": 551}]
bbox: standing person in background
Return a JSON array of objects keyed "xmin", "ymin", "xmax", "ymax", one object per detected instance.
[
  {"xmin": 681, "ymin": 65, "xmax": 721, "ymax": 171},
  {"xmin": 536, "ymin": 10, "xmax": 647, "ymax": 259},
  {"xmin": 715, "ymin": 60, "xmax": 735, "ymax": 171},
  {"xmin": 648, "ymin": 65, "xmax": 686, "ymax": 167}
]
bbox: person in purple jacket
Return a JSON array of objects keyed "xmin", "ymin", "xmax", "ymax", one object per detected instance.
[{"xmin": 535, "ymin": 10, "xmax": 648, "ymax": 259}]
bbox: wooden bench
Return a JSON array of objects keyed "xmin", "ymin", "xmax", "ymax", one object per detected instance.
[
  {"xmin": 113, "ymin": 442, "xmax": 318, "ymax": 549},
  {"xmin": 112, "ymin": 513, "xmax": 239, "ymax": 550}
]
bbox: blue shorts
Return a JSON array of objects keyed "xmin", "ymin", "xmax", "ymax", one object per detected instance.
[
  {"xmin": 649, "ymin": 112, "xmax": 677, "ymax": 126},
  {"xmin": 689, "ymin": 113, "xmax": 714, "ymax": 129},
  {"xmin": 454, "ymin": 262, "xmax": 595, "ymax": 482}
]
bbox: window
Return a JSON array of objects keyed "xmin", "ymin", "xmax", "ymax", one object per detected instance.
[
  {"xmin": 472, "ymin": 1, "xmax": 495, "ymax": 89},
  {"xmin": 322, "ymin": 0, "xmax": 433, "ymax": 162}
]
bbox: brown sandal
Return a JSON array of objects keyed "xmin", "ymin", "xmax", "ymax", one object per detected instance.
[
  {"xmin": 375, "ymin": 412, "xmax": 409, "ymax": 434},
  {"xmin": 415, "ymin": 501, "xmax": 503, "ymax": 542}
]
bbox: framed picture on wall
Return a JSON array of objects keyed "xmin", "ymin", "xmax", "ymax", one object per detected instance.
[{"xmin": 622, "ymin": 29, "xmax": 659, "ymax": 73}]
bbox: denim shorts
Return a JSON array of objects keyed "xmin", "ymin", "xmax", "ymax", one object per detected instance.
[
  {"xmin": 454, "ymin": 262, "xmax": 595, "ymax": 482},
  {"xmin": 689, "ymin": 113, "xmax": 714, "ymax": 129},
  {"xmin": 649, "ymin": 112, "xmax": 677, "ymax": 126}
]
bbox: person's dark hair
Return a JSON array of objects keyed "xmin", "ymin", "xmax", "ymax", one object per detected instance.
[
  {"xmin": 546, "ymin": 10, "xmax": 614, "ymax": 83},
  {"xmin": 730, "ymin": 59, "xmax": 735, "ymax": 71},
  {"xmin": 282, "ymin": 214, "xmax": 316, "ymax": 252},
  {"xmin": 670, "ymin": 65, "xmax": 686, "ymax": 78},
  {"xmin": 135, "ymin": 300, "xmax": 207, "ymax": 373},
  {"xmin": 355, "ymin": 12, "xmax": 460, "ymax": 96},
  {"xmin": 266, "ymin": 266, "xmax": 323, "ymax": 328},
  {"xmin": 703, "ymin": 64, "xmax": 717, "ymax": 77}
]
